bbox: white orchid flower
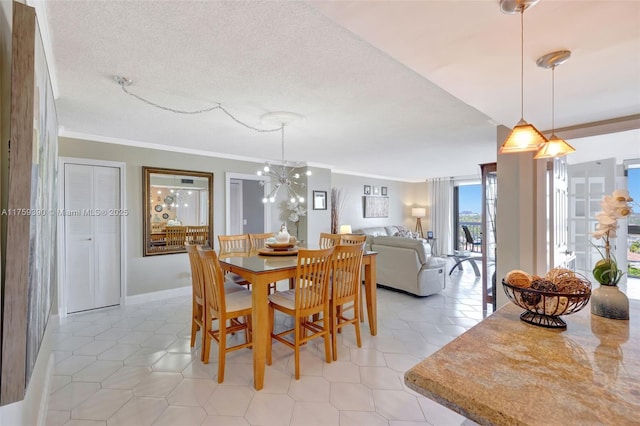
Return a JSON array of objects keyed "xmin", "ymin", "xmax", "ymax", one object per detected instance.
[
  {"xmin": 612, "ymin": 189, "xmax": 633, "ymax": 202},
  {"xmin": 595, "ymin": 213, "xmax": 616, "ymax": 225}
]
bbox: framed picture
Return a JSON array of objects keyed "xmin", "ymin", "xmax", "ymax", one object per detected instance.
[
  {"xmin": 3, "ymin": 3, "xmax": 59, "ymax": 404},
  {"xmin": 427, "ymin": 230, "xmax": 434, "ymax": 239},
  {"xmin": 364, "ymin": 185, "xmax": 371, "ymax": 195},
  {"xmin": 313, "ymin": 190, "xmax": 327, "ymax": 210},
  {"xmin": 381, "ymin": 186, "xmax": 388, "ymax": 196},
  {"xmin": 373, "ymin": 186, "xmax": 379, "ymax": 195},
  {"xmin": 363, "ymin": 196, "xmax": 389, "ymax": 218}
]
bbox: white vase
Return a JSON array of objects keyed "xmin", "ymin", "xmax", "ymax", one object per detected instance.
[
  {"xmin": 275, "ymin": 225, "xmax": 291, "ymax": 243},
  {"xmin": 590, "ymin": 284, "xmax": 629, "ymax": 320}
]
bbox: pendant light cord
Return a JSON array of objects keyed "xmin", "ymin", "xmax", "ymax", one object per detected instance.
[
  {"xmin": 281, "ymin": 125, "xmax": 286, "ymax": 168},
  {"xmin": 118, "ymin": 81, "xmax": 281, "ymax": 133},
  {"xmin": 520, "ymin": 9, "xmax": 524, "ymax": 119},
  {"xmin": 551, "ymin": 66, "xmax": 556, "ymax": 132}
]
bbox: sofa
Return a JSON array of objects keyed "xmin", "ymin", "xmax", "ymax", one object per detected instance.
[{"xmin": 354, "ymin": 226, "xmax": 446, "ymax": 297}]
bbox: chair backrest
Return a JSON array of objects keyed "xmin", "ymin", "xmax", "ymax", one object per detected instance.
[
  {"xmin": 295, "ymin": 247, "xmax": 335, "ymax": 313},
  {"xmin": 166, "ymin": 226, "xmax": 187, "ymax": 249},
  {"xmin": 151, "ymin": 222, "xmax": 165, "ymax": 233},
  {"xmin": 249, "ymin": 232, "xmax": 275, "ymax": 249},
  {"xmin": 187, "ymin": 225, "xmax": 209, "ymax": 245},
  {"xmin": 331, "ymin": 243, "xmax": 365, "ymax": 301},
  {"xmin": 461, "ymin": 225, "xmax": 476, "ymax": 244},
  {"xmin": 319, "ymin": 233, "xmax": 341, "ymax": 249},
  {"xmin": 197, "ymin": 246, "xmax": 226, "ymax": 317},
  {"xmin": 185, "ymin": 243, "xmax": 205, "ymax": 303},
  {"xmin": 218, "ymin": 234, "xmax": 250, "ymax": 252},
  {"xmin": 339, "ymin": 234, "xmax": 367, "ymax": 245}
]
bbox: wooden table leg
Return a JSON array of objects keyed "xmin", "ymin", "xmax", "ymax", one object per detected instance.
[
  {"xmin": 252, "ymin": 276, "xmax": 269, "ymax": 390},
  {"xmin": 363, "ymin": 255, "xmax": 377, "ymax": 336}
]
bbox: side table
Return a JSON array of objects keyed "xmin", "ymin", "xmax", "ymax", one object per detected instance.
[
  {"xmin": 425, "ymin": 238, "xmax": 437, "ymax": 256},
  {"xmin": 447, "ymin": 253, "xmax": 481, "ymax": 276}
]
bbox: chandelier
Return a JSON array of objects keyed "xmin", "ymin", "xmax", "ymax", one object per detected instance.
[{"xmin": 257, "ymin": 112, "xmax": 311, "ymax": 204}]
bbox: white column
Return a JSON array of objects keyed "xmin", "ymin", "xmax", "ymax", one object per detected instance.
[{"xmin": 496, "ymin": 125, "xmax": 547, "ymax": 308}]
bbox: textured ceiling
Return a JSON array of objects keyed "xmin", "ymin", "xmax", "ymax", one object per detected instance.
[{"xmin": 38, "ymin": 0, "xmax": 640, "ymax": 181}]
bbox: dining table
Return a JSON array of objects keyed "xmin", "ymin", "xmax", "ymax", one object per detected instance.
[{"xmin": 217, "ymin": 248, "xmax": 378, "ymax": 391}]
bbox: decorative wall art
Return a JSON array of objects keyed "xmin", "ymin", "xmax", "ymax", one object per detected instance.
[
  {"xmin": 313, "ymin": 190, "xmax": 327, "ymax": 210},
  {"xmin": 2, "ymin": 3, "xmax": 59, "ymax": 405},
  {"xmin": 381, "ymin": 186, "xmax": 388, "ymax": 196},
  {"xmin": 364, "ymin": 185, "xmax": 371, "ymax": 195},
  {"xmin": 363, "ymin": 196, "xmax": 389, "ymax": 218}
]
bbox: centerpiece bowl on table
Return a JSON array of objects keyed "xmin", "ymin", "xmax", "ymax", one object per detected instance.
[{"xmin": 502, "ymin": 267, "xmax": 591, "ymax": 329}]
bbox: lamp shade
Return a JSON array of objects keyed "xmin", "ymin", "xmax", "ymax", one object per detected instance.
[
  {"xmin": 339, "ymin": 224, "xmax": 352, "ymax": 234},
  {"xmin": 533, "ymin": 135, "xmax": 576, "ymax": 159},
  {"xmin": 499, "ymin": 119, "xmax": 548, "ymax": 153},
  {"xmin": 412, "ymin": 208, "xmax": 426, "ymax": 218}
]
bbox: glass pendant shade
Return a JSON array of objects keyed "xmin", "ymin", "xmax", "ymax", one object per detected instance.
[
  {"xmin": 533, "ymin": 134, "xmax": 576, "ymax": 159},
  {"xmin": 499, "ymin": 118, "xmax": 548, "ymax": 153}
]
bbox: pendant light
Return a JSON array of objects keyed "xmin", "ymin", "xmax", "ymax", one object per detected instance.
[
  {"xmin": 499, "ymin": 0, "xmax": 548, "ymax": 154},
  {"xmin": 534, "ymin": 50, "xmax": 576, "ymax": 159}
]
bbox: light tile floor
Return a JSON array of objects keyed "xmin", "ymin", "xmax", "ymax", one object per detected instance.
[{"xmin": 47, "ymin": 261, "xmax": 490, "ymax": 426}]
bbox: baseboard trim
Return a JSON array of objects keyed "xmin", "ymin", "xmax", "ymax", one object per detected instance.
[
  {"xmin": 37, "ymin": 354, "xmax": 55, "ymax": 426},
  {"xmin": 125, "ymin": 286, "xmax": 191, "ymax": 305}
]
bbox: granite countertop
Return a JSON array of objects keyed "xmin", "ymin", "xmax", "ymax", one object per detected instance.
[{"xmin": 405, "ymin": 299, "xmax": 639, "ymax": 425}]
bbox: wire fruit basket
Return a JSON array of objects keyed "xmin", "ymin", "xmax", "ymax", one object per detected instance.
[{"xmin": 502, "ymin": 273, "xmax": 591, "ymax": 329}]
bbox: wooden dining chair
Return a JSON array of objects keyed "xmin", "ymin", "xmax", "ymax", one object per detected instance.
[
  {"xmin": 319, "ymin": 232, "xmax": 341, "ymax": 249},
  {"xmin": 267, "ymin": 247, "xmax": 335, "ymax": 379},
  {"xmin": 197, "ymin": 247, "xmax": 253, "ymax": 383},
  {"xmin": 165, "ymin": 226, "xmax": 187, "ymax": 250},
  {"xmin": 339, "ymin": 234, "xmax": 367, "ymax": 245},
  {"xmin": 338, "ymin": 234, "xmax": 368, "ymax": 322},
  {"xmin": 249, "ymin": 232, "xmax": 275, "ymax": 249},
  {"xmin": 187, "ymin": 225, "xmax": 209, "ymax": 245},
  {"xmin": 218, "ymin": 234, "xmax": 252, "ymax": 288},
  {"xmin": 218, "ymin": 234, "xmax": 250, "ymax": 251},
  {"xmin": 249, "ymin": 232, "xmax": 280, "ymax": 293},
  {"xmin": 185, "ymin": 243, "xmax": 246, "ymax": 348},
  {"xmin": 330, "ymin": 243, "xmax": 365, "ymax": 360}
]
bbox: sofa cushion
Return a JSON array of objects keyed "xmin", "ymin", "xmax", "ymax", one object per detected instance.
[
  {"xmin": 371, "ymin": 236, "xmax": 431, "ymax": 264},
  {"xmin": 355, "ymin": 227, "xmax": 389, "ymax": 237}
]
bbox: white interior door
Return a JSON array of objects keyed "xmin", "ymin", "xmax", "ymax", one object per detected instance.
[
  {"xmin": 549, "ymin": 158, "xmax": 570, "ymax": 269},
  {"xmin": 65, "ymin": 163, "xmax": 121, "ymax": 313},
  {"xmin": 568, "ymin": 158, "xmax": 615, "ymax": 279}
]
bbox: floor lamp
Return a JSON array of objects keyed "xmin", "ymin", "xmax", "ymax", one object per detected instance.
[{"xmin": 412, "ymin": 208, "xmax": 426, "ymax": 238}]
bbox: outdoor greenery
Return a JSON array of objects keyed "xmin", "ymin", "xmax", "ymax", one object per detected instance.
[{"xmin": 459, "ymin": 213, "xmax": 481, "ymax": 223}]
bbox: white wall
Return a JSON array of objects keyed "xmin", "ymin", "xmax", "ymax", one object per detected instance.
[
  {"xmin": 305, "ymin": 166, "xmax": 332, "ymax": 245},
  {"xmin": 59, "ymin": 137, "xmax": 273, "ymax": 296},
  {"xmin": 331, "ymin": 173, "xmax": 425, "ymax": 233}
]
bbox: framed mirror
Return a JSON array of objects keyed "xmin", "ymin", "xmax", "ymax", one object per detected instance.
[{"xmin": 143, "ymin": 166, "xmax": 213, "ymax": 256}]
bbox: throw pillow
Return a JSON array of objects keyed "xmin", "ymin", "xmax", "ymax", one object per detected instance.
[{"xmin": 394, "ymin": 230, "xmax": 414, "ymax": 239}]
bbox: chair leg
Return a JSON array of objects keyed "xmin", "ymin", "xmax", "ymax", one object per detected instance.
[
  {"xmin": 294, "ymin": 317, "xmax": 301, "ymax": 380},
  {"xmin": 359, "ymin": 285, "xmax": 365, "ymax": 323},
  {"xmin": 354, "ymin": 301, "xmax": 362, "ymax": 349},
  {"xmin": 245, "ymin": 315, "xmax": 252, "ymax": 343},
  {"xmin": 322, "ymin": 307, "xmax": 332, "ymax": 364},
  {"xmin": 217, "ymin": 321, "xmax": 227, "ymax": 384},
  {"xmin": 190, "ymin": 302, "xmax": 200, "ymax": 347},
  {"xmin": 331, "ymin": 303, "xmax": 338, "ymax": 361},
  {"xmin": 190, "ymin": 319, "xmax": 198, "ymax": 348},
  {"xmin": 267, "ymin": 306, "xmax": 274, "ymax": 366},
  {"xmin": 201, "ymin": 325, "xmax": 211, "ymax": 364}
]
